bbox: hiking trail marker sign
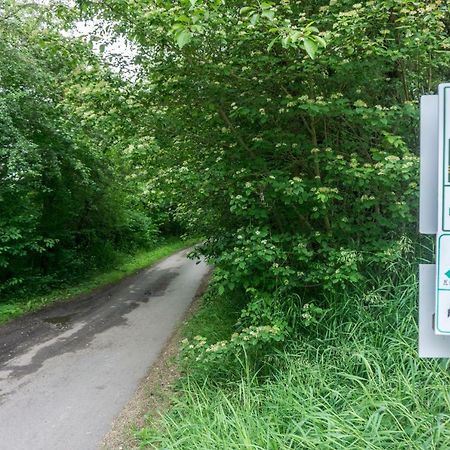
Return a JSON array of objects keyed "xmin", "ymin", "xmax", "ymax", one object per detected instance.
[
  {"xmin": 419, "ymin": 84, "xmax": 450, "ymax": 357},
  {"xmin": 435, "ymin": 85, "xmax": 450, "ymax": 335}
]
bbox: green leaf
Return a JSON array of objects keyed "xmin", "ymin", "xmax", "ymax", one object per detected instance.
[
  {"xmin": 171, "ymin": 23, "xmax": 185, "ymax": 31},
  {"xmin": 267, "ymin": 36, "xmax": 279, "ymax": 51},
  {"xmin": 239, "ymin": 7, "xmax": 253, "ymax": 15},
  {"xmin": 261, "ymin": 9, "xmax": 275, "ymax": 20},
  {"xmin": 261, "ymin": 2, "xmax": 274, "ymax": 9},
  {"xmin": 250, "ymin": 13, "xmax": 259, "ymax": 26},
  {"xmin": 281, "ymin": 35, "xmax": 289, "ymax": 48},
  {"xmin": 176, "ymin": 15, "xmax": 190, "ymax": 23},
  {"xmin": 176, "ymin": 30, "xmax": 192, "ymax": 49},
  {"xmin": 303, "ymin": 37, "xmax": 318, "ymax": 58},
  {"xmin": 290, "ymin": 31, "xmax": 301, "ymax": 43},
  {"xmin": 315, "ymin": 35, "xmax": 327, "ymax": 48}
]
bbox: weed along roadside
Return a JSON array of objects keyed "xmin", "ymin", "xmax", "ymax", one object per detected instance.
[
  {"xmin": 2, "ymin": 1, "xmax": 450, "ymax": 449},
  {"xmin": 133, "ymin": 255, "xmax": 450, "ymax": 450}
]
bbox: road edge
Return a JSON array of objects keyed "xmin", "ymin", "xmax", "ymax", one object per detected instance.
[
  {"xmin": 99, "ymin": 268, "xmax": 213, "ymax": 450},
  {"xmin": 0, "ymin": 239, "xmax": 199, "ymax": 326}
]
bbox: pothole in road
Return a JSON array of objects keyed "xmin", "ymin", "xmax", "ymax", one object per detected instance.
[{"xmin": 43, "ymin": 314, "xmax": 73, "ymax": 327}]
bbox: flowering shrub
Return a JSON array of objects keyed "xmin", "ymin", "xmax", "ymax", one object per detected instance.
[
  {"xmin": 86, "ymin": 0, "xmax": 450, "ymax": 329},
  {"xmin": 181, "ymin": 324, "xmax": 285, "ymax": 376}
]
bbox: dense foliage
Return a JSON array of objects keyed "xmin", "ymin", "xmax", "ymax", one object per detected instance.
[
  {"xmin": 83, "ymin": 0, "xmax": 450, "ymax": 335},
  {"xmin": 0, "ymin": 2, "xmax": 159, "ymax": 295}
]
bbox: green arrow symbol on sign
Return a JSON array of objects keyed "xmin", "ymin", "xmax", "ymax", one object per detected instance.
[{"xmin": 445, "ymin": 270, "xmax": 450, "ymax": 279}]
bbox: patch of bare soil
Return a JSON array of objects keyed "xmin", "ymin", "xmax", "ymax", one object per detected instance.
[{"xmin": 100, "ymin": 270, "xmax": 212, "ymax": 450}]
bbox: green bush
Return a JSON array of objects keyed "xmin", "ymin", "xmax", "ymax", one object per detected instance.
[
  {"xmin": 86, "ymin": 0, "xmax": 450, "ymax": 329},
  {"xmin": 0, "ymin": 4, "xmax": 164, "ymax": 295}
]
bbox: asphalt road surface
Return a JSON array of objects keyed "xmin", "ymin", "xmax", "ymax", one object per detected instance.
[{"xmin": 0, "ymin": 248, "xmax": 209, "ymax": 450}]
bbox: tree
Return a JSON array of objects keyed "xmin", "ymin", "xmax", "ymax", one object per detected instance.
[
  {"xmin": 0, "ymin": 1, "xmax": 157, "ymax": 294},
  {"xmin": 80, "ymin": 0, "xmax": 450, "ymax": 328}
]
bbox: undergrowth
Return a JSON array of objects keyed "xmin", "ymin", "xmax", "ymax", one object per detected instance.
[{"xmin": 136, "ymin": 253, "xmax": 450, "ymax": 449}]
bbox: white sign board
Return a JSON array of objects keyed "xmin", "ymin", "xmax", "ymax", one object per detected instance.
[
  {"xmin": 436, "ymin": 84, "xmax": 450, "ymax": 334},
  {"xmin": 419, "ymin": 265, "xmax": 450, "ymax": 357},
  {"xmin": 419, "ymin": 88, "xmax": 450, "ymax": 356}
]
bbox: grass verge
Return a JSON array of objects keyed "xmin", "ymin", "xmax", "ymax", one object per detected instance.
[
  {"xmin": 0, "ymin": 237, "xmax": 199, "ymax": 324},
  {"xmin": 135, "ymin": 257, "xmax": 450, "ymax": 450}
]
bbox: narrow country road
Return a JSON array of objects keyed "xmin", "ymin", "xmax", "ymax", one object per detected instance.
[{"xmin": 0, "ymin": 248, "xmax": 209, "ymax": 450}]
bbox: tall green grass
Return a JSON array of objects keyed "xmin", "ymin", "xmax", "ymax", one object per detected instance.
[{"xmin": 137, "ymin": 256, "xmax": 450, "ymax": 449}]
